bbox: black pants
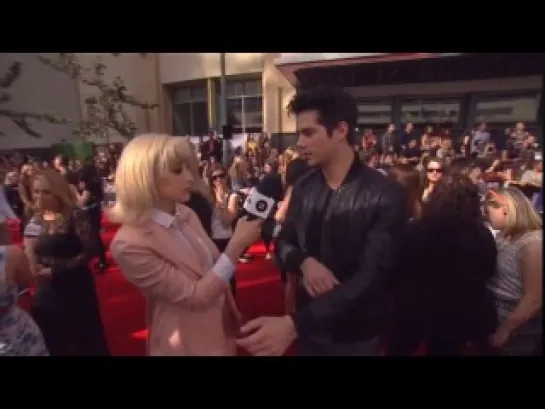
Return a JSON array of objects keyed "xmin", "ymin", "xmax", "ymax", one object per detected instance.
[
  {"xmin": 31, "ymin": 268, "xmax": 110, "ymax": 356},
  {"xmin": 298, "ymin": 335, "xmax": 381, "ymax": 356},
  {"xmin": 213, "ymin": 238, "xmax": 236, "ymax": 295},
  {"xmin": 85, "ymin": 205, "xmax": 107, "ymax": 266}
]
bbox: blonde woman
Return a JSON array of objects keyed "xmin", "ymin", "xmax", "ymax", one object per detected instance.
[
  {"xmin": 484, "ymin": 187, "xmax": 542, "ymax": 355},
  {"xmin": 228, "ymin": 157, "xmax": 248, "ymax": 191},
  {"xmin": 23, "ymin": 170, "xmax": 109, "ymax": 356},
  {"xmin": 280, "ymin": 146, "xmax": 299, "ymax": 187},
  {"xmin": 109, "ymin": 134, "xmax": 262, "ymax": 356}
]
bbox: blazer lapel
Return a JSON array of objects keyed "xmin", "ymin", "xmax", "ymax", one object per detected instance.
[{"xmin": 146, "ymin": 222, "xmax": 205, "ymax": 278}]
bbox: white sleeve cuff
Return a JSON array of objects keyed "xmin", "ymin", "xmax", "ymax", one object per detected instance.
[{"xmin": 212, "ymin": 253, "xmax": 236, "ymax": 283}]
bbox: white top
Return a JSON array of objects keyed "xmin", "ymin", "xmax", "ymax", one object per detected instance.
[
  {"xmin": 150, "ymin": 209, "xmax": 235, "ymax": 282},
  {"xmin": 211, "ymin": 208, "xmax": 233, "ymax": 240}
]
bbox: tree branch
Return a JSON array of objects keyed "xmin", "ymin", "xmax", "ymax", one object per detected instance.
[
  {"xmin": 38, "ymin": 53, "xmax": 158, "ymax": 139},
  {"xmin": 0, "ymin": 60, "xmax": 70, "ymax": 138}
]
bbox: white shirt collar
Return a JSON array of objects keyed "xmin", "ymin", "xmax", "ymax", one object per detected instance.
[{"xmin": 151, "ymin": 208, "xmax": 176, "ymax": 228}]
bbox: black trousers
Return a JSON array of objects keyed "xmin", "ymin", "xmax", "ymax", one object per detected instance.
[
  {"xmin": 85, "ymin": 205, "xmax": 107, "ymax": 266},
  {"xmin": 213, "ymin": 238, "xmax": 236, "ymax": 295},
  {"xmin": 31, "ymin": 267, "xmax": 110, "ymax": 356}
]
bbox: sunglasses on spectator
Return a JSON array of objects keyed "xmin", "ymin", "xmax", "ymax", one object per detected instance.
[
  {"xmin": 211, "ymin": 173, "xmax": 226, "ymax": 180},
  {"xmin": 427, "ymin": 168, "xmax": 443, "ymax": 174}
]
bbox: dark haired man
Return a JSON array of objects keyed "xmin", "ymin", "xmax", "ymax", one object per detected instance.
[{"xmin": 237, "ymin": 87, "xmax": 407, "ymax": 356}]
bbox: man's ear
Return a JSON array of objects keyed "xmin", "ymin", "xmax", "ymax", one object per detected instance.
[{"xmin": 333, "ymin": 121, "xmax": 349, "ymax": 142}]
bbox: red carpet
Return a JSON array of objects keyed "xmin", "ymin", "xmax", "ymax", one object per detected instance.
[{"xmin": 8, "ymin": 217, "xmax": 290, "ymax": 356}]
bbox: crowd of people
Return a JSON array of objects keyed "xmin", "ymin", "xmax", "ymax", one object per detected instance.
[{"xmin": 0, "ymin": 86, "xmax": 542, "ymax": 356}]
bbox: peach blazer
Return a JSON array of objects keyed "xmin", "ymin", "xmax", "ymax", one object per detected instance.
[{"xmin": 110, "ymin": 204, "xmax": 241, "ymax": 356}]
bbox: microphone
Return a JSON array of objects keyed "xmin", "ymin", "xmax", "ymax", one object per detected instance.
[{"xmin": 240, "ymin": 174, "xmax": 283, "ymax": 240}]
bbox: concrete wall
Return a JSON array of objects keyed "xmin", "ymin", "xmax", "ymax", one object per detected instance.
[
  {"xmin": 0, "ymin": 53, "xmax": 164, "ymax": 150},
  {"xmin": 262, "ymin": 54, "xmax": 296, "ymax": 134},
  {"xmin": 159, "ymin": 53, "xmax": 265, "ymax": 84},
  {"xmin": 74, "ymin": 53, "xmax": 162, "ymax": 143},
  {"xmin": 0, "ymin": 53, "xmax": 79, "ymax": 150}
]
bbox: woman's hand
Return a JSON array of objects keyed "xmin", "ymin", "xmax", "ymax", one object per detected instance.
[
  {"xmin": 489, "ymin": 327, "xmax": 511, "ymax": 349},
  {"xmin": 231, "ymin": 216, "xmax": 263, "ymax": 248}
]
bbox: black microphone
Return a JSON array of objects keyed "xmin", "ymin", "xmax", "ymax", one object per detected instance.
[{"xmin": 240, "ymin": 174, "xmax": 283, "ymax": 240}]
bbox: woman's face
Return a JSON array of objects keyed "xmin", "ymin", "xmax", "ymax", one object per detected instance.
[
  {"xmin": 426, "ymin": 160, "xmax": 443, "ymax": 183},
  {"xmin": 32, "ymin": 176, "xmax": 57, "ymax": 211},
  {"xmin": 264, "ymin": 163, "xmax": 272, "ymax": 174},
  {"xmin": 22, "ymin": 165, "xmax": 35, "ymax": 178},
  {"xmin": 157, "ymin": 163, "xmax": 194, "ymax": 203},
  {"xmin": 468, "ymin": 167, "xmax": 482, "ymax": 185},
  {"xmin": 485, "ymin": 199, "xmax": 507, "ymax": 230},
  {"xmin": 211, "ymin": 169, "xmax": 227, "ymax": 189}
]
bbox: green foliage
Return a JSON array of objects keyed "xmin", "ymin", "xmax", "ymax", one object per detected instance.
[{"xmin": 0, "ymin": 61, "xmax": 69, "ymax": 138}]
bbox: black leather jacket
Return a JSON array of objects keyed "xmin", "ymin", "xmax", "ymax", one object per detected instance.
[{"xmin": 275, "ymin": 156, "xmax": 407, "ymax": 342}]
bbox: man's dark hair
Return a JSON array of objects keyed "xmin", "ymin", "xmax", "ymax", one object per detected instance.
[
  {"xmin": 285, "ymin": 157, "xmax": 311, "ymax": 187},
  {"xmin": 449, "ymin": 157, "xmax": 480, "ymax": 176},
  {"xmin": 287, "ymin": 87, "xmax": 358, "ymax": 145}
]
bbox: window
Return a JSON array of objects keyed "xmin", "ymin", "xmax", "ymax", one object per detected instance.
[
  {"xmin": 227, "ymin": 98, "xmax": 243, "ymax": 126},
  {"xmin": 219, "ymin": 78, "xmax": 263, "ymax": 131},
  {"xmin": 357, "ymin": 100, "xmax": 393, "ymax": 125},
  {"xmin": 191, "ymin": 87, "xmax": 206, "ymax": 101},
  {"xmin": 173, "ymin": 88, "xmax": 192, "ymax": 104},
  {"xmin": 244, "ymin": 79, "xmax": 262, "ymax": 96},
  {"xmin": 227, "ymin": 82, "xmax": 245, "ymax": 98},
  {"xmin": 401, "ymin": 98, "xmax": 461, "ymax": 124},
  {"xmin": 172, "ymin": 84, "xmax": 209, "ymax": 135},
  {"xmin": 475, "ymin": 94, "xmax": 540, "ymax": 123},
  {"xmin": 244, "ymin": 96, "xmax": 263, "ymax": 127},
  {"xmin": 172, "ymin": 103, "xmax": 191, "ymax": 136},
  {"xmin": 192, "ymin": 101, "xmax": 209, "ymax": 135}
]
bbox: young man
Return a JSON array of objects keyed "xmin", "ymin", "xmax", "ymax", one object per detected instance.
[{"xmin": 237, "ymin": 87, "xmax": 408, "ymax": 356}]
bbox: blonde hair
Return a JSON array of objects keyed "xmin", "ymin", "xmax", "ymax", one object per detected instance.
[
  {"xmin": 110, "ymin": 134, "xmax": 196, "ymax": 226},
  {"xmin": 31, "ymin": 169, "xmax": 77, "ymax": 219},
  {"xmin": 488, "ymin": 187, "xmax": 542, "ymax": 240},
  {"xmin": 280, "ymin": 146, "xmax": 298, "ymax": 186},
  {"xmin": 228, "ymin": 159, "xmax": 246, "ymax": 181},
  {"xmin": 177, "ymin": 137, "xmax": 212, "ymax": 204}
]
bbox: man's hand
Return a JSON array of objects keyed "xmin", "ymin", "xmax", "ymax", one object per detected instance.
[
  {"xmin": 35, "ymin": 264, "xmax": 52, "ymax": 279},
  {"xmin": 236, "ymin": 315, "xmax": 296, "ymax": 356},
  {"xmin": 301, "ymin": 257, "xmax": 339, "ymax": 297}
]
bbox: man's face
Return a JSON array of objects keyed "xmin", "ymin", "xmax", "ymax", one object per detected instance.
[{"xmin": 296, "ymin": 110, "xmax": 346, "ymax": 167}]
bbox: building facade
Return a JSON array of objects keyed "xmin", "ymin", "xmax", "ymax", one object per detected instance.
[{"xmin": 2, "ymin": 53, "xmax": 543, "ymax": 150}]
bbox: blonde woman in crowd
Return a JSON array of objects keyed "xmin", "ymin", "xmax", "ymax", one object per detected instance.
[
  {"xmin": 228, "ymin": 157, "xmax": 248, "ymax": 191},
  {"xmin": 279, "ymin": 146, "xmax": 299, "ymax": 187},
  {"xmin": 23, "ymin": 170, "xmax": 108, "ymax": 355},
  {"xmin": 484, "ymin": 187, "xmax": 542, "ymax": 355},
  {"xmin": 110, "ymin": 134, "xmax": 262, "ymax": 356}
]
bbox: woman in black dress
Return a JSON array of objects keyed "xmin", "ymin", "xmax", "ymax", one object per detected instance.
[{"xmin": 23, "ymin": 169, "xmax": 109, "ymax": 356}]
